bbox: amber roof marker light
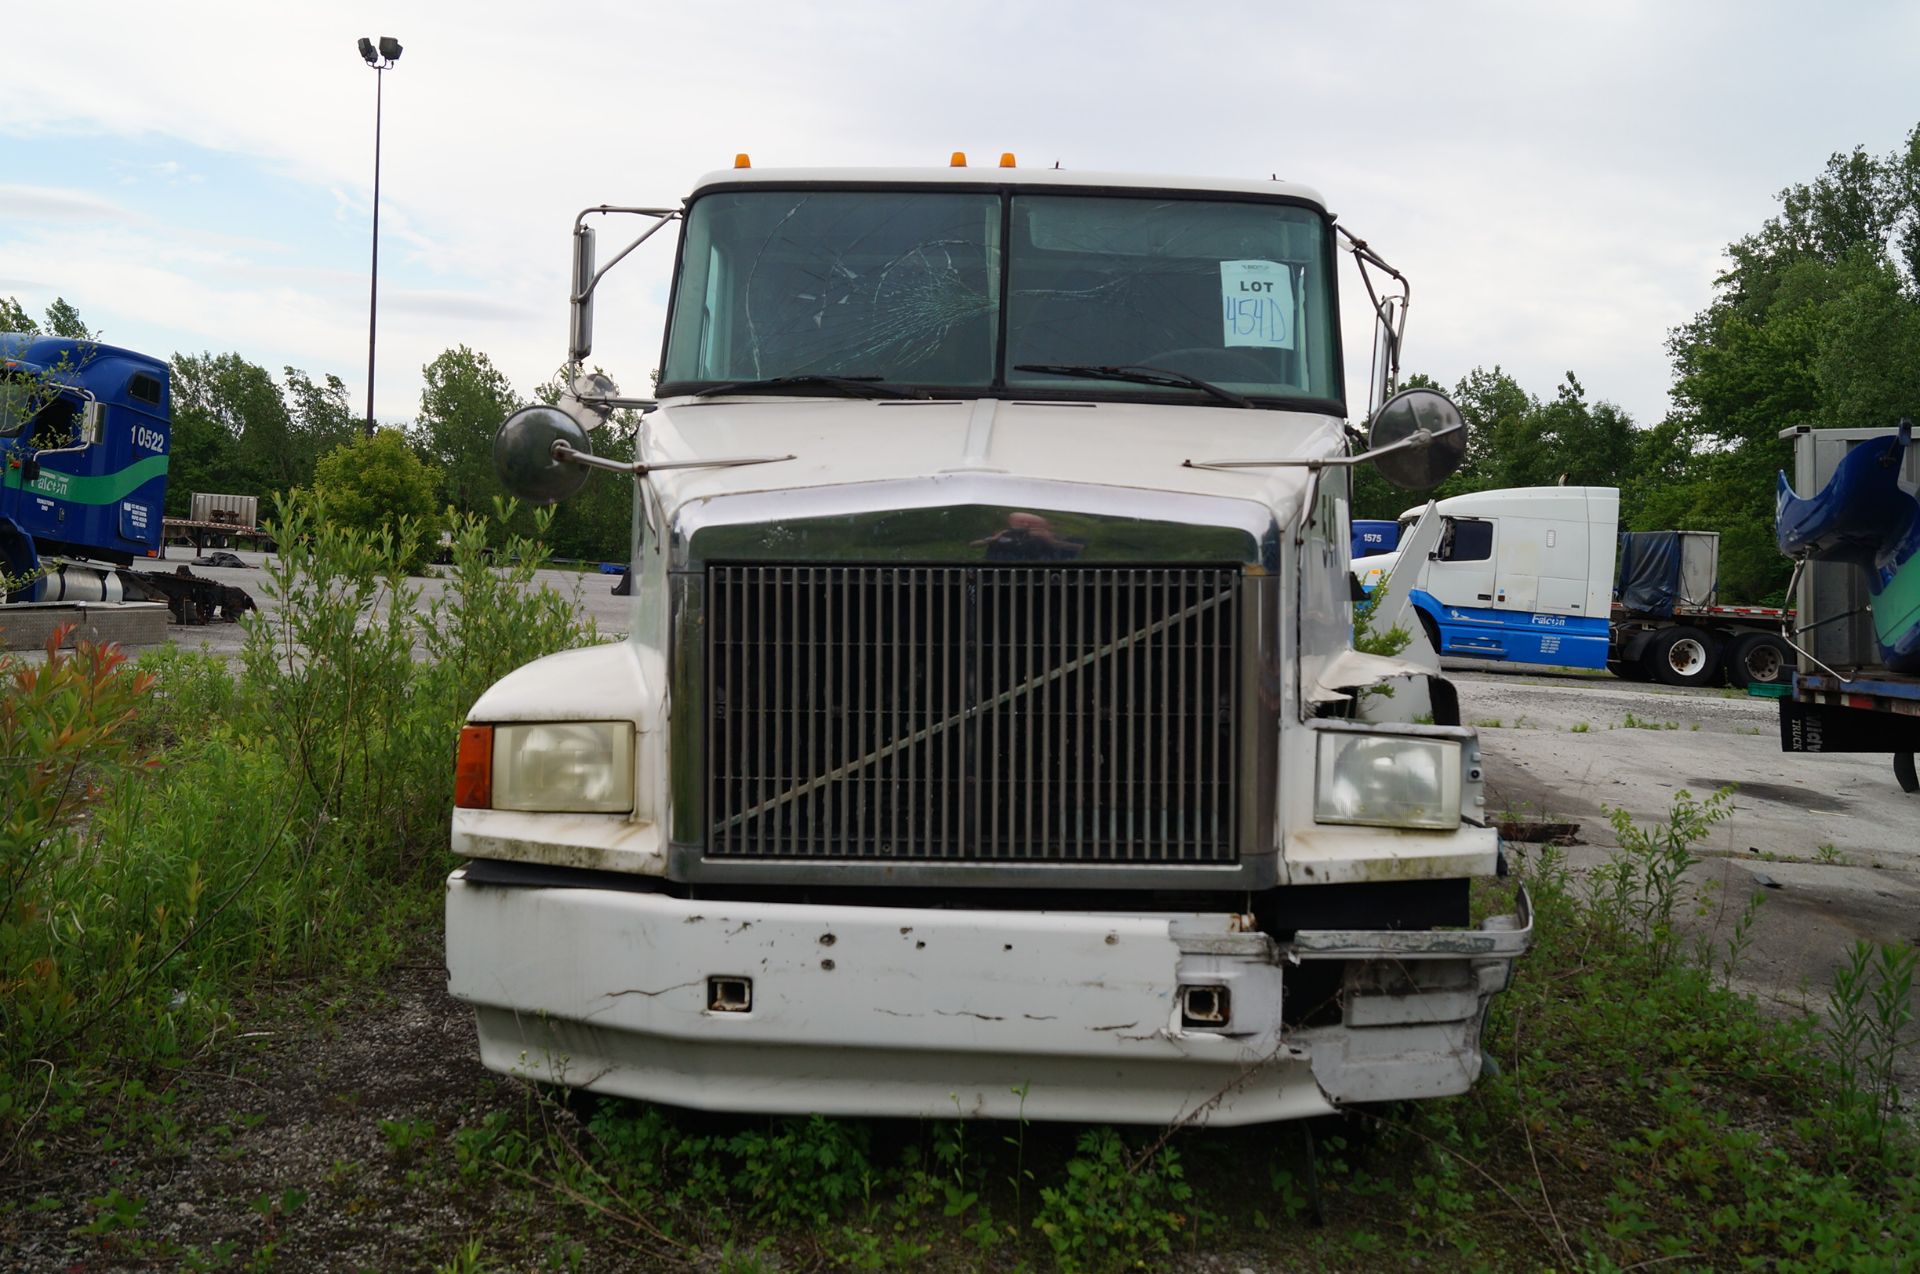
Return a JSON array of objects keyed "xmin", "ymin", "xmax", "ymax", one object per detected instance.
[
  {"xmin": 1000, "ymin": 152, "xmax": 1017, "ymax": 168},
  {"xmin": 950, "ymin": 151, "xmax": 967, "ymax": 167},
  {"xmin": 734, "ymin": 153, "xmax": 751, "ymax": 169}
]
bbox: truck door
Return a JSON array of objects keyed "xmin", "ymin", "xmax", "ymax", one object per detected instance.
[
  {"xmin": 1416, "ymin": 516, "xmax": 1507, "ymax": 658},
  {"xmin": 1426, "ymin": 516, "xmax": 1495, "ymax": 607}
]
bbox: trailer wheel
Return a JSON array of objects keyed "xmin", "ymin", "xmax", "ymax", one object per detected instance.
[
  {"xmin": 1644, "ymin": 626, "xmax": 1720, "ymax": 687},
  {"xmin": 1725, "ymin": 632, "xmax": 1790, "ymax": 689}
]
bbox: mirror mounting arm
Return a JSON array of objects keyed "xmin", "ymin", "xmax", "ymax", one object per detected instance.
[
  {"xmin": 549, "ymin": 441, "xmax": 796, "ymax": 478},
  {"xmin": 1336, "ymin": 224, "xmax": 1412, "ymax": 412},
  {"xmin": 574, "ymin": 394, "xmax": 659, "ymax": 413},
  {"xmin": 1182, "ymin": 422, "xmax": 1462, "ymax": 473},
  {"xmin": 569, "ymin": 207, "xmax": 682, "ymax": 306}
]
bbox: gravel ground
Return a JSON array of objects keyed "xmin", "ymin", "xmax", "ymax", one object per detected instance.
[{"xmin": 0, "ymin": 946, "xmax": 672, "ymax": 1273}]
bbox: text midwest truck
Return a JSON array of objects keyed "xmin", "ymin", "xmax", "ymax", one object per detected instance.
[{"xmin": 446, "ymin": 163, "xmax": 1531, "ymax": 1125}]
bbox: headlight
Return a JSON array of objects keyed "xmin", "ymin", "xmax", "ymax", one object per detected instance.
[
  {"xmin": 1314, "ymin": 731, "xmax": 1461, "ymax": 830},
  {"xmin": 492, "ymin": 721, "xmax": 635, "ymax": 813}
]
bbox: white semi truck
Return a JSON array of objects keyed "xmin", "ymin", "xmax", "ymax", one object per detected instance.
[
  {"xmin": 1353, "ymin": 486, "xmax": 1794, "ymax": 687},
  {"xmin": 445, "ymin": 162, "xmax": 1531, "ymax": 1126}
]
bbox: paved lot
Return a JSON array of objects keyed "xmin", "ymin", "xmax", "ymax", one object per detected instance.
[
  {"xmin": 1452, "ymin": 659, "xmax": 1919, "ymax": 1045},
  {"xmin": 1451, "ymin": 660, "xmax": 1914, "ymax": 867},
  {"xmin": 139, "ymin": 548, "xmax": 635, "ymax": 663}
]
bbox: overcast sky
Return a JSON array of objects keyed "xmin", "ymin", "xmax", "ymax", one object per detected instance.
[{"xmin": 3, "ymin": 1, "xmax": 1915, "ymax": 429}]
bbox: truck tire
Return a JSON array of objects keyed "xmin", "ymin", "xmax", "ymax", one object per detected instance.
[
  {"xmin": 1607, "ymin": 657, "xmax": 1650, "ymax": 682},
  {"xmin": 1643, "ymin": 626, "xmax": 1720, "ymax": 687},
  {"xmin": 1725, "ymin": 632, "xmax": 1790, "ymax": 689}
]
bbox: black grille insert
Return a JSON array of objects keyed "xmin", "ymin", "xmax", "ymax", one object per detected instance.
[{"xmin": 706, "ymin": 565, "xmax": 1239, "ymax": 864}]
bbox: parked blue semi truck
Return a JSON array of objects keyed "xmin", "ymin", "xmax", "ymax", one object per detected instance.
[
  {"xmin": 1775, "ymin": 422, "xmax": 1920, "ymax": 792},
  {"xmin": 1, "ymin": 333, "xmax": 250, "ymax": 624},
  {"xmin": 1352, "ymin": 486, "xmax": 1794, "ymax": 687},
  {"xmin": 1350, "ymin": 518, "xmax": 1399, "ymax": 560}
]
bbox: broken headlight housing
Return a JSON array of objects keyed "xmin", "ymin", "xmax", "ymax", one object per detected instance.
[
  {"xmin": 492, "ymin": 721, "xmax": 635, "ymax": 813},
  {"xmin": 1313, "ymin": 730, "xmax": 1461, "ymax": 831}
]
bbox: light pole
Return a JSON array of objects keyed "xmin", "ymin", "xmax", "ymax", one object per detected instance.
[{"xmin": 357, "ymin": 35, "xmax": 402, "ymax": 435}]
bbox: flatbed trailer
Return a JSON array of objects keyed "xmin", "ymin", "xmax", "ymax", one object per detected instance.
[{"xmin": 1607, "ymin": 597, "xmax": 1792, "ymax": 687}]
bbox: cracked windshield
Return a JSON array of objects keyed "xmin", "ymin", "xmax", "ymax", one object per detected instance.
[{"xmin": 660, "ymin": 189, "xmax": 1340, "ymax": 404}]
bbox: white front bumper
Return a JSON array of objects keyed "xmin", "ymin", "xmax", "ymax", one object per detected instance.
[{"xmin": 446, "ymin": 869, "xmax": 1530, "ymax": 1126}]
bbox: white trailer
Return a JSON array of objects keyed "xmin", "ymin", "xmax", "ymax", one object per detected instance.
[{"xmin": 445, "ymin": 162, "xmax": 1530, "ymax": 1127}]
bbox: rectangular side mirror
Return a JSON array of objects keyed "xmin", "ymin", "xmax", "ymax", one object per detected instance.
[
  {"xmin": 80, "ymin": 400, "xmax": 104, "ymax": 445},
  {"xmin": 568, "ymin": 224, "xmax": 597, "ymax": 362},
  {"xmin": 1368, "ymin": 296, "xmax": 1402, "ymax": 416}
]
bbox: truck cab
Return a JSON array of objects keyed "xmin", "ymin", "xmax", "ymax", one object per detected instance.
[
  {"xmin": 1354, "ymin": 486, "xmax": 1618, "ymax": 668},
  {"xmin": 445, "ymin": 165, "xmax": 1529, "ymax": 1126},
  {"xmin": 1, "ymin": 336, "xmax": 169, "ymax": 603}
]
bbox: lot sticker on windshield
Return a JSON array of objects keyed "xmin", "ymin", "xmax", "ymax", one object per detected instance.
[{"xmin": 1220, "ymin": 260, "xmax": 1295, "ymax": 349}]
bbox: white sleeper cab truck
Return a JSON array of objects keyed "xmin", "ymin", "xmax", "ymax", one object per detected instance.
[
  {"xmin": 1354, "ymin": 486, "xmax": 1793, "ymax": 687},
  {"xmin": 446, "ymin": 161, "xmax": 1531, "ymax": 1127}
]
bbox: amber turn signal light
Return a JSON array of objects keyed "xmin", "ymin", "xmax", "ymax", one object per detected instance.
[{"xmin": 455, "ymin": 725, "xmax": 494, "ymax": 809}]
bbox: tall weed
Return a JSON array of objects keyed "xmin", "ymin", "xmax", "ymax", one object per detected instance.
[
  {"xmin": 1, "ymin": 496, "xmax": 598, "ymax": 1158},
  {"xmin": 242, "ymin": 492, "xmax": 597, "ymax": 878}
]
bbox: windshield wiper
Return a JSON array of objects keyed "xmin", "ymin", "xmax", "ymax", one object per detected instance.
[
  {"xmin": 1014, "ymin": 364, "xmax": 1253, "ymax": 409},
  {"xmin": 693, "ymin": 373, "xmax": 923, "ymax": 400}
]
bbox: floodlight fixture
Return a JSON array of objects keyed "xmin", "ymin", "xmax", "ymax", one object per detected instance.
[{"xmin": 356, "ymin": 35, "xmax": 403, "ymax": 432}]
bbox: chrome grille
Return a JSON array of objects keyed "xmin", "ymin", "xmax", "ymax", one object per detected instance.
[{"xmin": 706, "ymin": 565, "xmax": 1240, "ymax": 863}]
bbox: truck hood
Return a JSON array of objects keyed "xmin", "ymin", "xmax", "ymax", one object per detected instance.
[{"xmin": 635, "ymin": 396, "xmax": 1347, "ymax": 568}]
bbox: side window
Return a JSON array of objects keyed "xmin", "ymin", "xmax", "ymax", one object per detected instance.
[
  {"xmin": 1440, "ymin": 517, "xmax": 1492, "ymax": 562},
  {"xmin": 28, "ymin": 396, "xmax": 78, "ymax": 450}
]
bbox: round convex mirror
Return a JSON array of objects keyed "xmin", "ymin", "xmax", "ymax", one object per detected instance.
[
  {"xmin": 494, "ymin": 405, "xmax": 593, "ymax": 504},
  {"xmin": 1366, "ymin": 388, "xmax": 1469, "ymax": 490}
]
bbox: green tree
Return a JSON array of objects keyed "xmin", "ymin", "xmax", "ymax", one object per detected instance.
[
  {"xmin": 0, "ymin": 296, "xmax": 93, "ymax": 339},
  {"xmin": 43, "ymin": 298, "xmax": 93, "ymax": 340},
  {"xmin": 282, "ymin": 367, "xmax": 360, "ymax": 475},
  {"xmin": 165, "ymin": 354, "xmax": 372, "ymax": 515},
  {"xmin": 0, "ymin": 297, "xmax": 37, "ymax": 334},
  {"xmin": 413, "ymin": 346, "xmax": 522, "ymax": 521},
  {"xmin": 170, "ymin": 352, "xmax": 299, "ymax": 496},
  {"xmin": 310, "ymin": 430, "xmax": 442, "ymax": 569},
  {"xmin": 1664, "ymin": 124, "xmax": 1920, "ymax": 601}
]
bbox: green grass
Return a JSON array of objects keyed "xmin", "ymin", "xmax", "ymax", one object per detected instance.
[
  {"xmin": 1621, "ymin": 710, "xmax": 1680, "ymax": 730},
  {"xmin": 421, "ymin": 789, "xmax": 1918, "ymax": 1271},
  {"xmin": 0, "ymin": 495, "xmax": 598, "ymax": 1167}
]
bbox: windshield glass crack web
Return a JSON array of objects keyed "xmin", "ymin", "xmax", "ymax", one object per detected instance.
[{"xmin": 740, "ymin": 196, "xmax": 995, "ymax": 381}]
